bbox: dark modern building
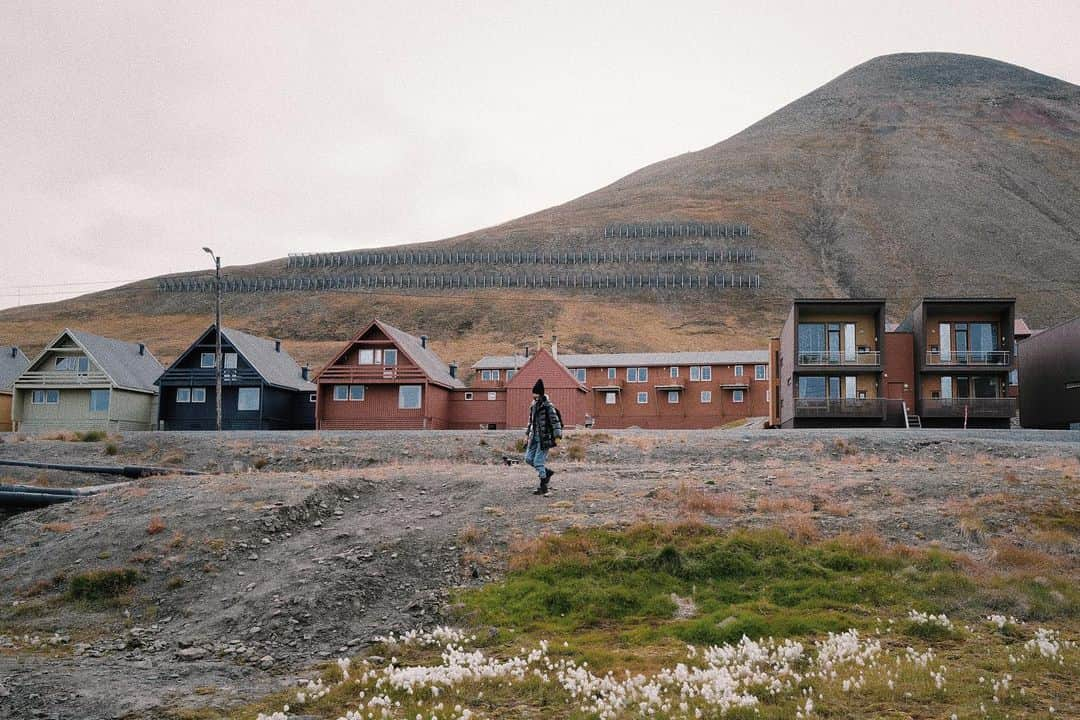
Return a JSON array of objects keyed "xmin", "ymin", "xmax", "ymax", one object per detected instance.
[
  {"xmin": 156, "ymin": 326, "xmax": 315, "ymax": 430},
  {"xmin": 1018, "ymin": 317, "xmax": 1080, "ymax": 429}
]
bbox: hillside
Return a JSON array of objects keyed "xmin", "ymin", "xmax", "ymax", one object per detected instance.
[{"xmin": 1, "ymin": 52, "xmax": 1077, "ymax": 373}]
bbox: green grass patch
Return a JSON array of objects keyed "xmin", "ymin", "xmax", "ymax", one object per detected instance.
[{"xmin": 66, "ymin": 568, "xmax": 141, "ymax": 603}]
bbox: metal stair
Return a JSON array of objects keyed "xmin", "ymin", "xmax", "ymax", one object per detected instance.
[{"xmin": 903, "ymin": 402, "xmax": 922, "ymax": 429}]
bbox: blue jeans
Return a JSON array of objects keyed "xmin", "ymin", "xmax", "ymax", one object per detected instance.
[{"xmin": 524, "ymin": 435, "xmax": 547, "ymax": 482}]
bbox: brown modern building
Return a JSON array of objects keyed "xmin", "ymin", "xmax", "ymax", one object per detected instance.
[
  {"xmin": 898, "ymin": 298, "xmax": 1016, "ymax": 428},
  {"xmin": 313, "ymin": 319, "xmax": 465, "ymax": 430},
  {"xmin": 776, "ymin": 299, "xmax": 892, "ymax": 428},
  {"xmin": 474, "ymin": 344, "xmax": 769, "ymax": 429},
  {"xmin": 1018, "ymin": 316, "xmax": 1080, "ymax": 429}
]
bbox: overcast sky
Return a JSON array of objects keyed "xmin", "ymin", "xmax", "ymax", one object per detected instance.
[{"xmin": 1, "ymin": 1, "xmax": 1077, "ymax": 310}]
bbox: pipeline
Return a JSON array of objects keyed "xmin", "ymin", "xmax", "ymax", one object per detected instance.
[
  {"xmin": 0, "ymin": 482, "xmax": 130, "ymax": 510},
  {"xmin": 0, "ymin": 459, "xmax": 204, "ymax": 478}
]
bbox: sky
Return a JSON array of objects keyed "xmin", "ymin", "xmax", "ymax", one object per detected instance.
[{"xmin": 0, "ymin": 1, "xmax": 1077, "ymax": 310}]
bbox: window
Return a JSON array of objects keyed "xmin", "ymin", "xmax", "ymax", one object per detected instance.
[
  {"xmin": 464, "ymin": 392, "xmax": 474, "ymax": 400},
  {"xmin": 237, "ymin": 387, "xmax": 260, "ymax": 411},
  {"xmin": 572, "ymin": 368, "xmax": 586, "ymax": 383},
  {"xmin": 702, "ymin": 366, "xmax": 712, "ymax": 381},
  {"xmin": 480, "ymin": 369, "xmax": 500, "ymax": 382},
  {"xmin": 191, "ymin": 388, "xmax": 207, "ymax": 403},
  {"xmin": 1008, "ymin": 369, "xmax": 1018, "ymax": 386},
  {"xmin": 755, "ymin": 364, "xmax": 767, "ymax": 381},
  {"xmin": 636, "ymin": 391, "xmax": 648, "ymax": 404},
  {"xmin": 689, "ymin": 366, "xmax": 712, "ymax": 381},
  {"xmin": 690, "ymin": 366, "xmax": 700, "ymax": 381},
  {"xmin": 309, "ymin": 393, "xmax": 317, "ymax": 403},
  {"xmin": 700, "ymin": 390, "xmax": 712, "ymax": 403},
  {"xmin": 670, "ymin": 367, "xmax": 679, "ymax": 378},
  {"xmin": 506, "ymin": 370, "xmax": 516, "ymax": 381},
  {"xmin": 627, "ymin": 367, "xmax": 648, "ymax": 382},
  {"xmin": 607, "ymin": 368, "xmax": 616, "ymax": 380},
  {"xmin": 734, "ymin": 365, "xmax": 744, "ymax": 377},
  {"xmin": 667, "ymin": 391, "xmax": 679, "ymax": 404},
  {"xmin": 333, "ymin": 385, "xmax": 349, "ymax": 401},
  {"xmin": 384, "ymin": 349, "xmax": 397, "ymax": 366},
  {"xmin": 54, "ymin": 356, "xmax": 89, "ymax": 373},
  {"xmin": 487, "ymin": 392, "xmax": 497, "ymax": 401},
  {"xmin": 200, "ymin": 352, "xmax": 215, "ymax": 368},
  {"xmin": 89, "ymin": 389, "xmax": 110, "ymax": 412},
  {"xmin": 224, "ymin": 353, "xmax": 238, "ymax": 369},
  {"xmin": 798, "ymin": 377, "xmax": 827, "ymax": 398},
  {"xmin": 176, "ymin": 388, "xmax": 191, "ymax": 403},
  {"xmin": 399, "ymin": 385, "xmax": 422, "ymax": 409},
  {"xmin": 359, "ymin": 349, "xmax": 375, "ymax": 364},
  {"xmin": 46, "ymin": 390, "xmax": 59, "ymax": 404},
  {"xmin": 31, "ymin": 390, "xmax": 46, "ymax": 404},
  {"xmin": 605, "ymin": 392, "xmax": 617, "ymax": 405},
  {"xmin": 349, "ymin": 385, "xmax": 365, "ymax": 401},
  {"xmin": 732, "ymin": 390, "xmax": 745, "ymax": 403},
  {"xmin": 798, "ymin": 323, "xmax": 826, "ymax": 363}
]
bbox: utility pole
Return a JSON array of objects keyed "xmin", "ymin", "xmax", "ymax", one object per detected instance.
[{"xmin": 203, "ymin": 247, "xmax": 222, "ymax": 432}]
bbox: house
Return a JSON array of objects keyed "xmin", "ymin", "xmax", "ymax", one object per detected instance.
[
  {"xmin": 897, "ymin": 298, "xmax": 1016, "ymax": 428},
  {"xmin": 474, "ymin": 339, "xmax": 768, "ymax": 429},
  {"xmin": 0, "ymin": 346, "xmax": 30, "ymax": 432},
  {"xmin": 314, "ymin": 319, "xmax": 465, "ymax": 430},
  {"xmin": 11, "ymin": 329, "xmax": 163, "ymax": 433},
  {"xmin": 156, "ymin": 326, "xmax": 316, "ymax": 430},
  {"xmin": 1018, "ymin": 316, "xmax": 1080, "ymax": 429},
  {"xmin": 776, "ymin": 299, "xmax": 892, "ymax": 428}
]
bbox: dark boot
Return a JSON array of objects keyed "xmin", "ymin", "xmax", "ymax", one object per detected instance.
[{"xmin": 544, "ymin": 469, "xmax": 556, "ymax": 486}]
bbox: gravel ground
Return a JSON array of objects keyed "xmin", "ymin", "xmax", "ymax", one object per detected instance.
[{"xmin": 0, "ymin": 427, "xmax": 1077, "ymax": 718}]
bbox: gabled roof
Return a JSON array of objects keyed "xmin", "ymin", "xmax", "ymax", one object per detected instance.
[
  {"xmin": 475, "ymin": 349, "xmax": 769, "ymax": 370},
  {"xmin": 315, "ymin": 319, "xmax": 465, "ymax": 389},
  {"xmin": 0, "ymin": 346, "xmax": 29, "ymax": 391},
  {"xmin": 504, "ymin": 348, "xmax": 587, "ymax": 392},
  {"xmin": 162, "ymin": 325, "xmax": 315, "ymax": 392},
  {"xmin": 24, "ymin": 329, "xmax": 163, "ymax": 393}
]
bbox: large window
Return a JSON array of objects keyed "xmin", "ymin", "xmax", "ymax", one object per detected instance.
[
  {"xmin": 237, "ymin": 387, "xmax": 260, "ymax": 411},
  {"xmin": 627, "ymin": 367, "xmax": 648, "ymax": 383},
  {"xmin": 55, "ymin": 356, "xmax": 90, "ymax": 373},
  {"xmin": 755, "ymin": 364, "xmax": 767, "ymax": 380},
  {"xmin": 32, "ymin": 389, "xmax": 59, "ymax": 405},
  {"xmin": 399, "ymin": 385, "xmax": 422, "ymax": 409},
  {"xmin": 798, "ymin": 324, "xmax": 826, "ymax": 363},
  {"xmin": 689, "ymin": 366, "xmax": 712, "ymax": 381},
  {"xmin": 480, "ymin": 369, "xmax": 500, "ymax": 382},
  {"xmin": 359, "ymin": 349, "xmax": 381, "ymax": 365},
  {"xmin": 200, "ymin": 352, "xmax": 215, "ymax": 368},
  {"xmin": 798, "ymin": 376, "xmax": 828, "ymax": 399},
  {"xmin": 384, "ymin": 349, "xmax": 398, "ymax": 366},
  {"xmin": 89, "ymin": 389, "xmax": 110, "ymax": 412}
]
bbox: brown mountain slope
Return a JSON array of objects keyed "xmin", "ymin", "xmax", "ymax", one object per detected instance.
[{"xmin": 2, "ymin": 52, "xmax": 1078, "ymax": 374}]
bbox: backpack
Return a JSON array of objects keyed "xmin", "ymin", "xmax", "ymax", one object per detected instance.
[{"xmin": 550, "ymin": 403, "xmax": 563, "ymax": 437}]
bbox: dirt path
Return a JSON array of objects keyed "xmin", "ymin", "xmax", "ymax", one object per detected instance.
[{"xmin": 0, "ymin": 428, "xmax": 1077, "ymax": 718}]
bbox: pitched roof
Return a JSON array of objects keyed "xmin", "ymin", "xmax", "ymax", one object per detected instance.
[
  {"xmin": 474, "ymin": 349, "xmax": 769, "ymax": 370},
  {"xmin": 0, "ymin": 346, "xmax": 29, "ymax": 391},
  {"xmin": 221, "ymin": 327, "xmax": 316, "ymax": 392},
  {"xmin": 504, "ymin": 348, "xmax": 587, "ymax": 392},
  {"xmin": 375, "ymin": 320, "xmax": 465, "ymax": 389},
  {"xmin": 66, "ymin": 329, "xmax": 163, "ymax": 393}
]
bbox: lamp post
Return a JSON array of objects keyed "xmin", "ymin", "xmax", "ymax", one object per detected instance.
[{"xmin": 202, "ymin": 247, "xmax": 222, "ymax": 433}]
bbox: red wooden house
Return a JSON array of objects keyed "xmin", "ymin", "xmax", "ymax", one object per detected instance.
[
  {"xmin": 313, "ymin": 319, "xmax": 465, "ymax": 430},
  {"xmin": 503, "ymin": 349, "xmax": 588, "ymax": 428}
]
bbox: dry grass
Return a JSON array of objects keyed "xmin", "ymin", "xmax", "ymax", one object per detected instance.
[
  {"xmin": 666, "ymin": 483, "xmax": 742, "ymax": 517},
  {"xmin": 40, "ymin": 522, "xmax": 74, "ymax": 533},
  {"xmin": 1004, "ymin": 470, "xmax": 1021, "ymax": 486},
  {"xmin": 989, "ymin": 538, "xmax": 1059, "ymax": 572},
  {"xmin": 458, "ymin": 523, "xmax": 486, "ymax": 547},
  {"xmin": 146, "ymin": 516, "xmax": 167, "ymax": 535},
  {"xmin": 821, "ymin": 501, "xmax": 853, "ymax": 517},
  {"xmin": 785, "ymin": 514, "xmax": 820, "ymax": 544},
  {"xmin": 160, "ymin": 451, "xmax": 187, "ymax": 466},
  {"xmin": 755, "ymin": 495, "xmax": 814, "ymax": 513},
  {"xmin": 508, "ymin": 530, "xmax": 600, "ymax": 572},
  {"xmin": 167, "ymin": 531, "xmax": 187, "ymax": 549}
]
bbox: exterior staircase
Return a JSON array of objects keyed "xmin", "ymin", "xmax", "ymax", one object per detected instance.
[{"xmin": 903, "ymin": 402, "xmax": 922, "ymax": 429}]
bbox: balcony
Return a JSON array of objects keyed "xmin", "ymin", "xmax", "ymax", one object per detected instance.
[
  {"xmin": 925, "ymin": 350, "xmax": 1010, "ymax": 367},
  {"xmin": 318, "ymin": 365, "xmax": 426, "ymax": 383},
  {"xmin": 794, "ymin": 398, "xmax": 888, "ymax": 418},
  {"xmin": 14, "ymin": 370, "xmax": 111, "ymax": 388},
  {"xmin": 920, "ymin": 398, "xmax": 1017, "ymax": 418},
  {"xmin": 797, "ymin": 350, "xmax": 881, "ymax": 367}
]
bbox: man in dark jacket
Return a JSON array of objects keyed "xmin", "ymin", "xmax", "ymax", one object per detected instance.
[{"xmin": 525, "ymin": 379, "xmax": 562, "ymax": 496}]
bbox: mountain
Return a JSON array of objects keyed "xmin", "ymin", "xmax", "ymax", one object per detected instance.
[{"xmin": 2, "ymin": 52, "xmax": 1078, "ymax": 374}]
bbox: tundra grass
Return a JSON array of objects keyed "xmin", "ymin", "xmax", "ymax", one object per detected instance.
[{"xmin": 167, "ymin": 524, "xmax": 1078, "ymax": 720}]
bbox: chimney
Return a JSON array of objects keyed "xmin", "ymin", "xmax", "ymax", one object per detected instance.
[
  {"xmin": 10, "ymin": 347, "xmax": 16, "ymax": 358},
  {"xmin": 138, "ymin": 343, "xmax": 145, "ymax": 356},
  {"xmin": 420, "ymin": 335, "xmax": 428, "ymax": 349},
  {"xmin": 524, "ymin": 344, "xmax": 530, "ymax": 359},
  {"xmin": 301, "ymin": 365, "xmax": 310, "ymax": 381},
  {"xmin": 551, "ymin": 334, "xmax": 558, "ymax": 359},
  {"xmin": 449, "ymin": 362, "xmax": 458, "ymax": 379},
  {"xmin": 537, "ymin": 335, "xmax": 543, "ymax": 352},
  {"xmin": 274, "ymin": 339, "xmax": 281, "ymax": 352}
]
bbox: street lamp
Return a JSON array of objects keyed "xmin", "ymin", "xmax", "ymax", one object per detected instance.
[{"xmin": 203, "ymin": 247, "xmax": 222, "ymax": 433}]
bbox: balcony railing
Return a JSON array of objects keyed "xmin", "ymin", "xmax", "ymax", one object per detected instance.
[
  {"xmin": 920, "ymin": 398, "xmax": 1017, "ymax": 417},
  {"xmin": 14, "ymin": 370, "xmax": 111, "ymax": 387},
  {"xmin": 925, "ymin": 350, "xmax": 1010, "ymax": 366},
  {"xmin": 794, "ymin": 398, "xmax": 889, "ymax": 417},
  {"xmin": 797, "ymin": 350, "xmax": 881, "ymax": 366}
]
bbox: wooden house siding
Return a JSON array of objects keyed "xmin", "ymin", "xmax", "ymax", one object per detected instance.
[
  {"xmin": 447, "ymin": 389, "xmax": 507, "ymax": 429},
  {"xmin": 504, "ymin": 350, "xmax": 587, "ymax": 428},
  {"xmin": 13, "ymin": 387, "xmax": 155, "ymax": 432},
  {"xmin": 0, "ymin": 393, "xmax": 12, "ymax": 432}
]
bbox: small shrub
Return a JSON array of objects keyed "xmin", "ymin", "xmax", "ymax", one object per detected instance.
[
  {"xmin": 76, "ymin": 430, "xmax": 107, "ymax": 442},
  {"xmin": 67, "ymin": 568, "xmax": 141, "ymax": 602},
  {"xmin": 166, "ymin": 575, "xmax": 186, "ymax": 590},
  {"xmin": 167, "ymin": 531, "xmax": 187, "ymax": 549},
  {"xmin": 161, "ymin": 451, "xmax": 186, "ymax": 466},
  {"xmin": 756, "ymin": 496, "xmax": 814, "ymax": 513},
  {"xmin": 458, "ymin": 523, "xmax": 486, "ymax": 546},
  {"xmin": 566, "ymin": 443, "xmax": 586, "ymax": 461},
  {"xmin": 41, "ymin": 522, "xmax": 74, "ymax": 533},
  {"xmin": 251, "ymin": 457, "xmax": 269, "ymax": 470},
  {"xmin": 104, "ymin": 443, "xmax": 119, "ymax": 456},
  {"xmin": 513, "ymin": 438, "xmax": 527, "ymax": 453},
  {"xmin": 146, "ymin": 516, "xmax": 167, "ymax": 535}
]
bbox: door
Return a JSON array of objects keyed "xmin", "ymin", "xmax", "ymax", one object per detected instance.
[
  {"xmin": 828, "ymin": 324, "xmax": 841, "ymax": 364},
  {"xmin": 845, "ymin": 376, "xmax": 857, "ymax": 399},
  {"xmin": 941, "ymin": 376, "xmax": 953, "ymax": 400},
  {"xmin": 939, "ymin": 323, "xmax": 951, "ymax": 362},
  {"xmin": 844, "ymin": 324, "xmax": 857, "ymax": 363}
]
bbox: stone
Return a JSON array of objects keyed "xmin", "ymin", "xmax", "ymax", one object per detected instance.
[
  {"xmin": 259, "ymin": 654, "xmax": 275, "ymax": 670},
  {"xmin": 176, "ymin": 647, "xmax": 208, "ymax": 661}
]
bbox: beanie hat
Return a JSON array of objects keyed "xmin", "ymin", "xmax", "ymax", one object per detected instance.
[{"xmin": 532, "ymin": 379, "xmax": 545, "ymax": 395}]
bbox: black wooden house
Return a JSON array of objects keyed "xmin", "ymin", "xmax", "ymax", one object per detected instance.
[{"xmin": 156, "ymin": 326, "xmax": 315, "ymax": 430}]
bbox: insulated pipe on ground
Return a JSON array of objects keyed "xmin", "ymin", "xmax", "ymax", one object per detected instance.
[{"xmin": 0, "ymin": 459, "xmax": 204, "ymax": 478}]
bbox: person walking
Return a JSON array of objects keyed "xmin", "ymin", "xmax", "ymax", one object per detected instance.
[{"xmin": 525, "ymin": 379, "xmax": 561, "ymax": 496}]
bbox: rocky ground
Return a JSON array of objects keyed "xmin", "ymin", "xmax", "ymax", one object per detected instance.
[{"xmin": 0, "ymin": 427, "xmax": 1077, "ymax": 718}]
